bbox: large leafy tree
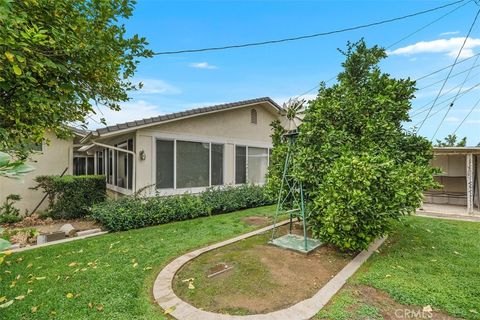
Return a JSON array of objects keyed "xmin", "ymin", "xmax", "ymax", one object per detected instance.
[
  {"xmin": 268, "ymin": 40, "xmax": 438, "ymax": 251},
  {"xmin": 0, "ymin": 0, "xmax": 152, "ymax": 159},
  {"xmin": 435, "ymin": 134, "xmax": 467, "ymax": 147}
]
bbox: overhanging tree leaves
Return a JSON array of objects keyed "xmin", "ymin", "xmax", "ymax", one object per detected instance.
[
  {"xmin": 268, "ymin": 40, "xmax": 438, "ymax": 251},
  {"xmin": 0, "ymin": 0, "xmax": 152, "ymax": 158}
]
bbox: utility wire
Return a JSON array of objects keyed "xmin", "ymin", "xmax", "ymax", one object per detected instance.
[
  {"xmin": 412, "ymin": 80, "xmax": 480, "ymax": 127},
  {"xmin": 153, "ymin": 0, "xmax": 466, "ymax": 55},
  {"xmin": 452, "ymin": 95, "xmax": 480, "ymax": 134},
  {"xmin": 411, "ymin": 71, "xmax": 480, "ymax": 117},
  {"xmin": 386, "ymin": 0, "xmax": 472, "ymax": 49},
  {"xmin": 415, "ymin": 52, "xmax": 480, "ymax": 81},
  {"xmin": 416, "ymin": 8, "xmax": 480, "ymax": 133},
  {"xmin": 431, "ymin": 51, "xmax": 480, "ymax": 139},
  {"xmin": 417, "ymin": 64, "xmax": 480, "ymax": 90}
]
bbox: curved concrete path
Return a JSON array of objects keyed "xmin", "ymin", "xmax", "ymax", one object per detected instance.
[{"xmin": 153, "ymin": 221, "xmax": 385, "ymax": 320}]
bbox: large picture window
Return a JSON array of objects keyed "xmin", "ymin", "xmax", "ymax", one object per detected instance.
[
  {"xmin": 156, "ymin": 139, "xmax": 224, "ymax": 190},
  {"xmin": 235, "ymin": 146, "xmax": 269, "ymax": 185}
]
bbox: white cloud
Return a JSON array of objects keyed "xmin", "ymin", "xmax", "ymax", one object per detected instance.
[
  {"xmin": 87, "ymin": 100, "xmax": 163, "ymax": 129},
  {"xmin": 189, "ymin": 62, "xmax": 218, "ymax": 69},
  {"xmin": 133, "ymin": 79, "xmax": 180, "ymax": 95},
  {"xmin": 465, "ymin": 119, "xmax": 480, "ymax": 124},
  {"xmin": 445, "ymin": 116, "xmax": 460, "ymax": 123},
  {"xmin": 440, "ymin": 31, "xmax": 460, "ymax": 36},
  {"xmin": 388, "ymin": 37, "xmax": 480, "ymax": 58}
]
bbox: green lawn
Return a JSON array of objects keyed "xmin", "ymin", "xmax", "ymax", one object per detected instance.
[
  {"xmin": 0, "ymin": 205, "xmax": 276, "ymax": 320},
  {"xmin": 2, "ymin": 209, "xmax": 479, "ymax": 320},
  {"xmin": 318, "ymin": 216, "xmax": 480, "ymax": 320}
]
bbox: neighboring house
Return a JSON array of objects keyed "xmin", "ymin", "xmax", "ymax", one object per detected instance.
[
  {"xmin": 0, "ymin": 129, "xmax": 87, "ymax": 214},
  {"xmin": 424, "ymin": 147, "xmax": 480, "ymax": 214},
  {"xmin": 77, "ymin": 97, "xmax": 282, "ymax": 197}
]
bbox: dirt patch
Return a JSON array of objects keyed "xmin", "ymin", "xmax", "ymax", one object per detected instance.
[
  {"xmin": 173, "ymin": 225, "xmax": 353, "ymax": 315},
  {"xmin": 33, "ymin": 220, "xmax": 100, "ymax": 234},
  {"xmin": 242, "ymin": 216, "xmax": 271, "ymax": 226},
  {"xmin": 347, "ymin": 284, "xmax": 461, "ymax": 320}
]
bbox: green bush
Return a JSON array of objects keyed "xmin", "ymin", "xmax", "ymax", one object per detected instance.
[
  {"xmin": 0, "ymin": 194, "xmax": 22, "ymax": 223},
  {"xmin": 91, "ymin": 185, "xmax": 273, "ymax": 231},
  {"xmin": 33, "ymin": 175, "xmax": 106, "ymax": 219}
]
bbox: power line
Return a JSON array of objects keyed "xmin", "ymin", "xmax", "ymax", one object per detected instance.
[
  {"xmin": 294, "ymin": 1, "xmax": 468, "ymax": 100},
  {"xmin": 153, "ymin": 0, "xmax": 466, "ymax": 55},
  {"xmin": 417, "ymin": 64, "xmax": 480, "ymax": 90},
  {"xmin": 416, "ymin": 8, "xmax": 480, "ymax": 133},
  {"xmin": 431, "ymin": 51, "xmax": 480, "ymax": 139},
  {"xmin": 386, "ymin": 0, "xmax": 472, "ymax": 49},
  {"xmin": 414, "ymin": 51, "xmax": 480, "ymax": 81},
  {"xmin": 452, "ymin": 96, "xmax": 480, "ymax": 134},
  {"xmin": 412, "ymin": 80, "xmax": 480, "ymax": 127}
]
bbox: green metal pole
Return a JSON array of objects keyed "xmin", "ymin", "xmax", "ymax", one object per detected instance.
[
  {"xmin": 271, "ymin": 148, "xmax": 291, "ymax": 241},
  {"xmin": 300, "ymin": 181, "xmax": 308, "ymax": 252}
]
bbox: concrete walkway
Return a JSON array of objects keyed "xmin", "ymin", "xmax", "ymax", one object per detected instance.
[
  {"xmin": 153, "ymin": 221, "xmax": 385, "ymax": 320},
  {"xmin": 416, "ymin": 203, "xmax": 480, "ymax": 222}
]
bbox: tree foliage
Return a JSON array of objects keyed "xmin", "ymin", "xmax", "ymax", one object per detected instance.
[
  {"xmin": 268, "ymin": 40, "xmax": 438, "ymax": 251},
  {"xmin": 0, "ymin": 0, "xmax": 152, "ymax": 158},
  {"xmin": 435, "ymin": 134, "xmax": 467, "ymax": 147}
]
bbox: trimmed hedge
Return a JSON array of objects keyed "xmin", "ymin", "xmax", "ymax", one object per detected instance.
[
  {"xmin": 33, "ymin": 175, "xmax": 107, "ymax": 219},
  {"xmin": 91, "ymin": 185, "xmax": 273, "ymax": 231}
]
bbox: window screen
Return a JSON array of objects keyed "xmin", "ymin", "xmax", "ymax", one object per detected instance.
[
  {"xmin": 247, "ymin": 147, "xmax": 268, "ymax": 184},
  {"xmin": 176, "ymin": 141, "xmax": 210, "ymax": 188},
  {"xmin": 211, "ymin": 144, "xmax": 224, "ymax": 186},
  {"xmin": 235, "ymin": 146, "xmax": 247, "ymax": 184},
  {"xmin": 156, "ymin": 140, "xmax": 174, "ymax": 188}
]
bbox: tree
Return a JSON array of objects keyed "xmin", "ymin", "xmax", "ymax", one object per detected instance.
[
  {"xmin": 0, "ymin": 0, "xmax": 152, "ymax": 159},
  {"xmin": 268, "ymin": 40, "xmax": 438, "ymax": 251},
  {"xmin": 435, "ymin": 134, "xmax": 467, "ymax": 147}
]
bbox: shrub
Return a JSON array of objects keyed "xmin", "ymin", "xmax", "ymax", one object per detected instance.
[
  {"xmin": 91, "ymin": 185, "xmax": 273, "ymax": 231},
  {"xmin": 268, "ymin": 41, "xmax": 438, "ymax": 251},
  {"xmin": 0, "ymin": 194, "xmax": 22, "ymax": 224},
  {"xmin": 33, "ymin": 175, "xmax": 106, "ymax": 219}
]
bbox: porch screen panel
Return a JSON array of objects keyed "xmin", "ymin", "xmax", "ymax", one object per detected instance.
[
  {"xmin": 127, "ymin": 139, "xmax": 134, "ymax": 190},
  {"xmin": 247, "ymin": 147, "xmax": 268, "ymax": 184},
  {"xmin": 235, "ymin": 146, "xmax": 246, "ymax": 184},
  {"xmin": 211, "ymin": 144, "xmax": 224, "ymax": 186},
  {"xmin": 87, "ymin": 157, "xmax": 95, "ymax": 175},
  {"xmin": 156, "ymin": 140, "xmax": 174, "ymax": 189},
  {"xmin": 176, "ymin": 141, "xmax": 210, "ymax": 188}
]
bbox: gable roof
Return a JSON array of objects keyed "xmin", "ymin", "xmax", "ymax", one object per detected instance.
[{"xmin": 81, "ymin": 97, "xmax": 282, "ymax": 142}]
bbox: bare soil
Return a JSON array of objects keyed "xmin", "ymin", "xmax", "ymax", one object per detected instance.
[
  {"xmin": 173, "ymin": 224, "xmax": 353, "ymax": 315},
  {"xmin": 345, "ymin": 284, "xmax": 462, "ymax": 320},
  {"xmin": 242, "ymin": 215, "xmax": 272, "ymax": 226}
]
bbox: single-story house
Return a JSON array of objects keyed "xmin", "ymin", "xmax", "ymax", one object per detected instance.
[
  {"xmin": 75, "ymin": 97, "xmax": 282, "ymax": 197},
  {"xmin": 423, "ymin": 147, "xmax": 480, "ymax": 214},
  {"xmin": 0, "ymin": 128, "xmax": 87, "ymax": 213}
]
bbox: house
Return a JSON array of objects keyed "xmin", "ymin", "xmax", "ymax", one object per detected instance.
[
  {"xmin": 0, "ymin": 128, "xmax": 87, "ymax": 214},
  {"xmin": 76, "ymin": 97, "xmax": 282, "ymax": 197},
  {"xmin": 423, "ymin": 147, "xmax": 480, "ymax": 214}
]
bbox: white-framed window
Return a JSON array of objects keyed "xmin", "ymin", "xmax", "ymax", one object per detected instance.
[
  {"xmin": 155, "ymin": 138, "xmax": 224, "ymax": 190},
  {"xmin": 235, "ymin": 145, "xmax": 269, "ymax": 185}
]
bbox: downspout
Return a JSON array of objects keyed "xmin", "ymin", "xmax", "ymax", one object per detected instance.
[{"xmin": 91, "ymin": 141, "xmax": 136, "ymax": 193}]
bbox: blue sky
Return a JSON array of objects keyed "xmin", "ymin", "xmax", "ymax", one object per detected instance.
[{"xmin": 91, "ymin": 0, "xmax": 480, "ymax": 145}]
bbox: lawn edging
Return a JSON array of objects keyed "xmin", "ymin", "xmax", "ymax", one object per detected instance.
[{"xmin": 153, "ymin": 222, "xmax": 386, "ymax": 320}]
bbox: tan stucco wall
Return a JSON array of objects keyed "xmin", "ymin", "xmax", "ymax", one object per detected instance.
[
  {"xmin": 132, "ymin": 103, "xmax": 278, "ymax": 193},
  {"xmin": 0, "ymin": 132, "xmax": 73, "ymax": 214}
]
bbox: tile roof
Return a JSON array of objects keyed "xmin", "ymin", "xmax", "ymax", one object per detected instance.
[{"xmin": 93, "ymin": 97, "xmax": 282, "ymax": 136}]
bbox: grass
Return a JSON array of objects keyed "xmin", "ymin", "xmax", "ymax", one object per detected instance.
[
  {"xmin": 318, "ymin": 216, "xmax": 480, "ymax": 320},
  {"xmin": 0, "ymin": 205, "xmax": 276, "ymax": 320},
  {"xmin": 1, "ymin": 209, "xmax": 479, "ymax": 320}
]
